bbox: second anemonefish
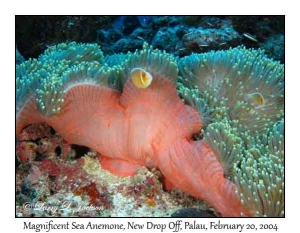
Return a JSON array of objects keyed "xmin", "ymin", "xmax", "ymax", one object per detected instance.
[{"xmin": 245, "ymin": 92, "xmax": 265, "ymax": 106}]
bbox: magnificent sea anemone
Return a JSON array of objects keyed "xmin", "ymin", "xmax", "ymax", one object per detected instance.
[
  {"xmin": 16, "ymin": 42, "xmax": 284, "ymax": 217},
  {"xmin": 178, "ymin": 47, "xmax": 284, "ymax": 216}
]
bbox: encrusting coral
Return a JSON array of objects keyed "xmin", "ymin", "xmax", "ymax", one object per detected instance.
[{"xmin": 16, "ymin": 42, "xmax": 284, "ymax": 217}]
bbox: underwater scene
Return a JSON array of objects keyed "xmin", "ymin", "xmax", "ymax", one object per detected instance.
[{"xmin": 16, "ymin": 16, "xmax": 284, "ymax": 217}]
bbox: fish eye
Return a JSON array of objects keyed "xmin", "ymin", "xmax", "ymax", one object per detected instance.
[
  {"xmin": 140, "ymin": 71, "xmax": 146, "ymax": 79},
  {"xmin": 258, "ymin": 95, "xmax": 265, "ymax": 105}
]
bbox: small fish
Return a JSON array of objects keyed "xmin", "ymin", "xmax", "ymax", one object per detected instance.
[
  {"xmin": 243, "ymin": 33, "xmax": 258, "ymax": 42},
  {"xmin": 245, "ymin": 92, "xmax": 265, "ymax": 106},
  {"xmin": 130, "ymin": 68, "xmax": 153, "ymax": 88},
  {"xmin": 137, "ymin": 36, "xmax": 145, "ymax": 41},
  {"xmin": 184, "ymin": 31, "xmax": 194, "ymax": 37}
]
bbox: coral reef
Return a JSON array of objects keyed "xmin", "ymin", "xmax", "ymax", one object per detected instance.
[
  {"xmin": 97, "ymin": 16, "xmax": 242, "ymax": 58},
  {"xmin": 16, "ymin": 16, "xmax": 117, "ymax": 59},
  {"xmin": 105, "ymin": 16, "xmax": 284, "ymax": 62},
  {"xmin": 16, "ymin": 41, "xmax": 284, "ymax": 217},
  {"xmin": 260, "ymin": 34, "xmax": 284, "ymax": 62},
  {"xmin": 104, "ymin": 16, "xmax": 283, "ymax": 62},
  {"xmin": 17, "ymin": 145, "xmax": 208, "ymax": 217},
  {"xmin": 228, "ymin": 16, "xmax": 284, "ymax": 62},
  {"xmin": 17, "ymin": 16, "xmax": 284, "ymax": 62},
  {"xmin": 179, "ymin": 18, "xmax": 241, "ymax": 55}
]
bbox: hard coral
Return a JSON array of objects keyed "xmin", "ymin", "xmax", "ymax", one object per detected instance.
[
  {"xmin": 182, "ymin": 24, "xmax": 240, "ymax": 52},
  {"xmin": 16, "ymin": 123, "xmax": 71, "ymax": 163},
  {"xmin": 16, "ymin": 42, "xmax": 284, "ymax": 217}
]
